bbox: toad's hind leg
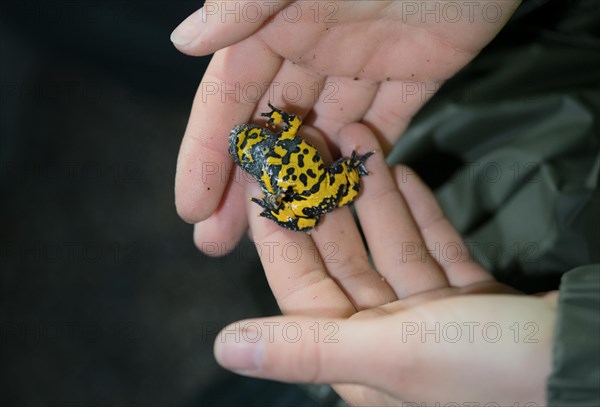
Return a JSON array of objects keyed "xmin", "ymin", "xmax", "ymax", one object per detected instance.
[
  {"xmin": 350, "ymin": 150, "xmax": 375, "ymax": 176},
  {"xmin": 251, "ymin": 195, "xmax": 280, "ymax": 211},
  {"xmin": 260, "ymin": 102, "xmax": 302, "ymax": 140}
]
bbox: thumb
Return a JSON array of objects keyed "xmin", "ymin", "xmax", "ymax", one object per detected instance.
[
  {"xmin": 170, "ymin": 1, "xmax": 291, "ymax": 55},
  {"xmin": 213, "ymin": 316, "xmax": 396, "ymax": 385}
]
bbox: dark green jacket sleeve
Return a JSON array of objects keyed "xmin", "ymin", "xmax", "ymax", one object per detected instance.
[
  {"xmin": 383, "ymin": 0, "xmax": 599, "ymax": 404},
  {"xmin": 547, "ymin": 264, "xmax": 600, "ymax": 407}
]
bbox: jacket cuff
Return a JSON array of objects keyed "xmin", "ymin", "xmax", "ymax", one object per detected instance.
[{"xmin": 547, "ymin": 264, "xmax": 600, "ymax": 407}]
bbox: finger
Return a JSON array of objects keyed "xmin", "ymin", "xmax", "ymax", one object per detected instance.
[
  {"xmin": 246, "ymin": 182, "xmax": 355, "ymax": 318},
  {"xmin": 393, "ymin": 166, "xmax": 493, "ymax": 286},
  {"xmin": 258, "ymin": 59, "xmax": 325, "ymax": 117},
  {"xmin": 213, "ymin": 314, "xmax": 424, "ymax": 398},
  {"xmin": 300, "ymin": 127, "xmax": 397, "ymax": 310},
  {"xmin": 310, "ymin": 76, "xmax": 378, "ymax": 151},
  {"xmin": 193, "ymin": 167, "xmax": 248, "ymax": 256},
  {"xmin": 171, "ymin": 1, "xmax": 291, "ymax": 54},
  {"xmin": 342, "ymin": 123, "xmax": 449, "ymax": 298},
  {"xmin": 311, "ymin": 206, "xmax": 398, "ymax": 309},
  {"xmin": 333, "ymin": 383, "xmax": 401, "ymax": 407},
  {"xmin": 362, "ymin": 79, "xmax": 439, "ymax": 153},
  {"xmin": 175, "ymin": 37, "xmax": 282, "ymax": 224},
  {"xmin": 213, "ymin": 315, "xmax": 402, "ymax": 387}
]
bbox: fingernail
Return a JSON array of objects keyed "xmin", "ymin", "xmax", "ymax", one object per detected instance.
[
  {"xmin": 170, "ymin": 8, "xmax": 204, "ymax": 46},
  {"xmin": 214, "ymin": 324, "xmax": 264, "ymax": 373}
]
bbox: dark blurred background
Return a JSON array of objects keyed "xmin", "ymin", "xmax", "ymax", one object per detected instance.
[
  {"xmin": 0, "ymin": 1, "xmax": 311, "ymax": 406},
  {"xmin": 1, "ymin": 0, "xmax": 599, "ymax": 406}
]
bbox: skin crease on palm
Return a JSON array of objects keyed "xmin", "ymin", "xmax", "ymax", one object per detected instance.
[
  {"xmin": 172, "ymin": 0, "xmax": 522, "ymax": 254},
  {"xmin": 170, "ymin": 2, "xmax": 558, "ymax": 405}
]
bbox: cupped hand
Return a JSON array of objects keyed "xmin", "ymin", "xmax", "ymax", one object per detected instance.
[
  {"xmin": 171, "ymin": 0, "xmax": 521, "ymax": 253},
  {"xmin": 212, "ymin": 124, "xmax": 556, "ymax": 406}
]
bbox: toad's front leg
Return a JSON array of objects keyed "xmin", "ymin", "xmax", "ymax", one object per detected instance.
[{"xmin": 260, "ymin": 102, "xmax": 302, "ymax": 140}]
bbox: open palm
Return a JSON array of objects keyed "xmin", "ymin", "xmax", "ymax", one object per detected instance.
[
  {"xmin": 212, "ymin": 124, "xmax": 555, "ymax": 406},
  {"xmin": 172, "ymin": 0, "xmax": 521, "ymax": 252}
]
